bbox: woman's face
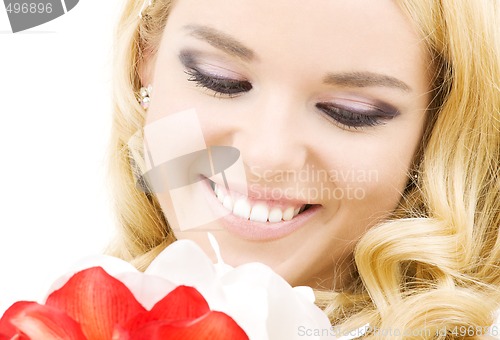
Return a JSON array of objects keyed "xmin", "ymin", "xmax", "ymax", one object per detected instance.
[{"xmin": 141, "ymin": 0, "xmax": 430, "ymax": 288}]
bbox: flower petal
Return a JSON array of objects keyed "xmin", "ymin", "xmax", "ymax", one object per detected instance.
[
  {"xmin": 0, "ymin": 301, "xmax": 35, "ymax": 339},
  {"xmin": 46, "ymin": 267, "xmax": 146, "ymax": 340},
  {"xmin": 113, "ymin": 273, "xmax": 176, "ymax": 311},
  {"xmin": 145, "ymin": 240, "xmax": 217, "ymax": 289},
  {"xmin": 0, "ymin": 301, "xmax": 85, "ymax": 340},
  {"xmin": 46, "ymin": 255, "xmax": 140, "ymax": 300},
  {"xmin": 130, "ymin": 311, "xmax": 249, "ymax": 340},
  {"xmin": 145, "ymin": 240, "xmax": 228, "ymax": 311},
  {"xmin": 124, "ymin": 285, "xmax": 210, "ymax": 332},
  {"xmin": 292, "ymin": 286, "xmax": 316, "ymax": 303},
  {"xmin": 149, "ymin": 286, "xmax": 210, "ymax": 320},
  {"xmin": 47, "ymin": 255, "xmax": 177, "ymax": 311},
  {"xmin": 219, "ymin": 262, "xmax": 332, "ymax": 340},
  {"xmin": 150, "ymin": 286, "xmax": 210, "ymax": 320}
]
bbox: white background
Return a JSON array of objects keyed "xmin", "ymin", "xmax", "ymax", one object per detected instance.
[{"xmin": 0, "ymin": 0, "xmax": 122, "ymax": 313}]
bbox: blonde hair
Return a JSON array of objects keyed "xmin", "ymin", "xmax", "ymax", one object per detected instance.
[{"xmin": 107, "ymin": 0, "xmax": 500, "ymax": 337}]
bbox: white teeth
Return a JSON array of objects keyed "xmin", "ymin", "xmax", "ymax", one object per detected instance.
[
  {"xmin": 250, "ymin": 203, "xmax": 269, "ymax": 223},
  {"xmin": 268, "ymin": 208, "xmax": 283, "ymax": 223},
  {"xmin": 223, "ymin": 195, "xmax": 234, "ymax": 211},
  {"xmin": 282, "ymin": 206, "xmax": 295, "ymax": 221},
  {"xmin": 213, "ymin": 184, "xmax": 310, "ymax": 223},
  {"xmin": 233, "ymin": 197, "xmax": 252, "ymax": 220}
]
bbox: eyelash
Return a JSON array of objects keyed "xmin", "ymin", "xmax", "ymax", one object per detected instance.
[
  {"xmin": 315, "ymin": 103, "xmax": 387, "ymax": 130},
  {"xmin": 185, "ymin": 68, "xmax": 252, "ymax": 97},
  {"xmin": 184, "ymin": 67, "xmax": 389, "ymax": 129}
]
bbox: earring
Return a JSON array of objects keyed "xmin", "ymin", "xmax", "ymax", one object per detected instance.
[{"xmin": 138, "ymin": 85, "xmax": 153, "ymax": 109}]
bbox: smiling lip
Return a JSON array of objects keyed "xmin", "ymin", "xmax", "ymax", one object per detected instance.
[{"xmin": 201, "ymin": 177, "xmax": 321, "ymax": 241}]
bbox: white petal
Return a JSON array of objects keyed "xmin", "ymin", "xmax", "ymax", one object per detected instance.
[
  {"xmin": 336, "ymin": 324, "xmax": 370, "ymax": 340},
  {"xmin": 219, "ymin": 284, "xmax": 270, "ymax": 340},
  {"xmin": 145, "ymin": 239, "xmax": 226, "ymax": 304},
  {"xmin": 146, "ymin": 240, "xmax": 216, "ymax": 283},
  {"xmin": 292, "ymin": 286, "xmax": 316, "ymax": 303},
  {"xmin": 222, "ymin": 263, "xmax": 331, "ymax": 340}
]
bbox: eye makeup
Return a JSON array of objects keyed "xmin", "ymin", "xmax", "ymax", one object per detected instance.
[
  {"xmin": 316, "ymin": 99, "xmax": 400, "ymax": 130},
  {"xmin": 178, "ymin": 49, "xmax": 400, "ymax": 129},
  {"xmin": 184, "ymin": 68, "xmax": 252, "ymax": 96},
  {"xmin": 179, "ymin": 50, "xmax": 252, "ymax": 97}
]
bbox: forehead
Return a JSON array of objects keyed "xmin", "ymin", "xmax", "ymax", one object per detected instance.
[{"xmin": 162, "ymin": 0, "xmax": 429, "ymax": 90}]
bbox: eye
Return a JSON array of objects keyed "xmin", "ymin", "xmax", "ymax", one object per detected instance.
[
  {"xmin": 185, "ymin": 68, "xmax": 252, "ymax": 97},
  {"xmin": 316, "ymin": 102, "xmax": 396, "ymax": 130}
]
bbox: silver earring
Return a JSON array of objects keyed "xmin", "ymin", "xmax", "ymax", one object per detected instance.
[{"xmin": 138, "ymin": 85, "xmax": 153, "ymax": 109}]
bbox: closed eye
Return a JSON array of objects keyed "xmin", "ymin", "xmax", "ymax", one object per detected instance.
[
  {"xmin": 185, "ymin": 68, "xmax": 252, "ymax": 97},
  {"xmin": 316, "ymin": 102, "xmax": 395, "ymax": 130}
]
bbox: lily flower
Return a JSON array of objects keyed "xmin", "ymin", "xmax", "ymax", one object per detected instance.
[
  {"xmin": 0, "ymin": 235, "xmax": 365, "ymax": 339},
  {"xmin": 0, "ymin": 267, "xmax": 247, "ymax": 339}
]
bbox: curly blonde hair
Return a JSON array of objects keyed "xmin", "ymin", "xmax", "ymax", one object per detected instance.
[{"xmin": 106, "ymin": 0, "xmax": 500, "ymax": 338}]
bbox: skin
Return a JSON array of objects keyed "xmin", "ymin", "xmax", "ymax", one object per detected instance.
[{"xmin": 140, "ymin": 0, "xmax": 431, "ymax": 289}]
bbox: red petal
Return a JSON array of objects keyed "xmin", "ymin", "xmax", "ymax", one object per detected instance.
[
  {"xmin": 0, "ymin": 301, "xmax": 34, "ymax": 339},
  {"xmin": 0, "ymin": 301, "xmax": 86, "ymax": 340},
  {"xmin": 130, "ymin": 311, "xmax": 249, "ymax": 340},
  {"xmin": 46, "ymin": 267, "xmax": 146, "ymax": 340},
  {"xmin": 150, "ymin": 286, "xmax": 210, "ymax": 319},
  {"xmin": 124, "ymin": 285, "xmax": 210, "ymax": 332}
]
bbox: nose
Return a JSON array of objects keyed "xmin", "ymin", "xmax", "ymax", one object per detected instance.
[{"xmin": 231, "ymin": 92, "xmax": 308, "ymax": 181}]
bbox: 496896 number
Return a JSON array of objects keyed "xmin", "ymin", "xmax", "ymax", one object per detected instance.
[{"xmin": 6, "ymin": 2, "xmax": 53, "ymax": 14}]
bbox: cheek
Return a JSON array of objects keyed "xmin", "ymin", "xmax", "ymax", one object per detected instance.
[{"xmin": 320, "ymin": 124, "xmax": 423, "ymax": 214}]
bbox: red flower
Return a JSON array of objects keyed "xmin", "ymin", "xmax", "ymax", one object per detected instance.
[{"xmin": 0, "ymin": 267, "xmax": 248, "ymax": 340}]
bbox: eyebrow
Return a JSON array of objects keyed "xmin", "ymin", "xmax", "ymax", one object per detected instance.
[
  {"xmin": 183, "ymin": 25, "xmax": 255, "ymax": 61},
  {"xmin": 323, "ymin": 72, "xmax": 412, "ymax": 92},
  {"xmin": 183, "ymin": 25, "xmax": 412, "ymax": 93}
]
